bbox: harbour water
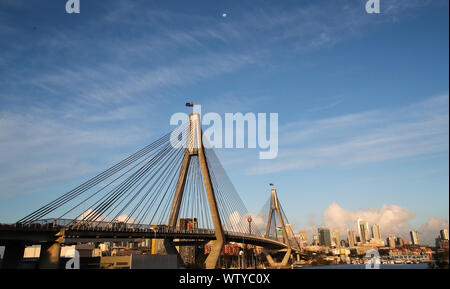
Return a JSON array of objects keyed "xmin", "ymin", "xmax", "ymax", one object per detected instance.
[{"xmin": 297, "ymin": 263, "xmax": 429, "ymax": 269}]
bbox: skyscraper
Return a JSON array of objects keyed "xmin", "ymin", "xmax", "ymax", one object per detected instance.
[
  {"xmin": 347, "ymin": 230, "xmax": 357, "ymax": 247},
  {"xmin": 357, "ymin": 219, "xmax": 370, "ymax": 244},
  {"xmin": 387, "ymin": 235, "xmax": 396, "ymax": 248},
  {"xmin": 371, "ymin": 224, "xmax": 382, "ymax": 240},
  {"xmin": 332, "ymin": 230, "xmax": 341, "ymax": 248},
  {"xmin": 313, "ymin": 233, "xmax": 319, "ymax": 246},
  {"xmin": 299, "ymin": 230, "xmax": 309, "ymax": 246},
  {"xmin": 440, "ymin": 229, "xmax": 449, "ymax": 240},
  {"xmin": 410, "ymin": 231, "xmax": 419, "ymax": 245},
  {"xmin": 318, "ymin": 228, "xmax": 332, "ymax": 247}
]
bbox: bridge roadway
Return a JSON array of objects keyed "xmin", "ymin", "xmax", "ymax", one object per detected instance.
[{"xmin": 0, "ymin": 220, "xmax": 289, "ymax": 250}]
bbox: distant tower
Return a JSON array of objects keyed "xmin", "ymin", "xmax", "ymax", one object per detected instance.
[
  {"xmin": 387, "ymin": 235, "xmax": 396, "ymax": 248},
  {"xmin": 371, "ymin": 224, "xmax": 382, "ymax": 240},
  {"xmin": 357, "ymin": 219, "xmax": 370, "ymax": 244},
  {"xmin": 440, "ymin": 229, "xmax": 449, "ymax": 240},
  {"xmin": 332, "ymin": 230, "xmax": 341, "ymax": 248},
  {"xmin": 347, "ymin": 229, "xmax": 357, "ymax": 247},
  {"xmin": 318, "ymin": 228, "xmax": 332, "ymax": 247},
  {"xmin": 410, "ymin": 231, "xmax": 419, "ymax": 245}
]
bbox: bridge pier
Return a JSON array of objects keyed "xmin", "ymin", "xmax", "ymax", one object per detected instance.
[
  {"xmin": 1, "ymin": 241, "xmax": 25, "ymax": 269},
  {"xmin": 264, "ymin": 248, "xmax": 292, "ymax": 268},
  {"xmin": 38, "ymin": 242, "xmax": 61, "ymax": 269},
  {"xmin": 163, "ymin": 239, "xmax": 185, "ymax": 268}
]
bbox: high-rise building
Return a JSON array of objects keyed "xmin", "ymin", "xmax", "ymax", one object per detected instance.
[
  {"xmin": 332, "ymin": 230, "xmax": 341, "ymax": 248},
  {"xmin": 318, "ymin": 228, "xmax": 332, "ymax": 247},
  {"xmin": 387, "ymin": 235, "xmax": 396, "ymax": 248},
  {"xmin": 357, "ymin": 219, "xmax": 370, "ymax": 244},
  {"xmin": 347, "ymin": 230, "xmax": 357, "ymax": 247},
  {"xmin": 313, "ymin": 233, "xmax": 319, "ymax": 246},
  {"xmin": 440, "ymin": 229, "xmax": 449, "ymax": 240},
  {"xmin": 371, "ymin": 224, "xmax": 382, "ymax": 240},
  {"xmin": 299, "ymin": 230, "xmax": 309, "ymax": 246},
  {"xmin": 410, "ymin": 231, "xmax": 419, "ymax": 245},
  {"xmin": 397, "ymin": 237, "xmax": 407, "ymax": 247}
]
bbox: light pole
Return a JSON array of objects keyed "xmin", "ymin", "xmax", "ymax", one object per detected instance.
[{"xmin": 247, "ymin": 215, "xmax": 253, "ymax": 268}]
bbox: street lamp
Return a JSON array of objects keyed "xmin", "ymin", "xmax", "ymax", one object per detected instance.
[
  {"xmin": 247, "ymin": 215, "xmax": 253, "ymax": 268},
  {"xmin": 247, "ymin": 215, "xmax": 253, "ymax": 235}
]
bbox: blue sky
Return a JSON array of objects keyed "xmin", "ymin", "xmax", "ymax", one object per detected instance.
[{"xmin": 0, "ymin": 0, "xmax": 448, "ymax": 244}]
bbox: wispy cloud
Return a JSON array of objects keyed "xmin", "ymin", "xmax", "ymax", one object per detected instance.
[{"xmin": 248, "ymin": 94, "xmax": 449, "ymax": 174}]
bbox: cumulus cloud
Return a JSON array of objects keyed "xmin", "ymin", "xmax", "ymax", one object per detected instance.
[
  {"xmin": 420, "ymin": 217, "xmax": 449, "ymax": 245},
  {"xmin": 322, "ymin": 203, "xmax": 416, "ymax": 239},
  {"xmin": 228, "ymin": 210, "xmax": 266, "ymax": 235},
  {"xmin": 319, "ymin": 203, "xmax": 449, "ymax": 245},
  {"xmin": 116, "ymin": 214, "xmax": 136, "ymax": 224}
]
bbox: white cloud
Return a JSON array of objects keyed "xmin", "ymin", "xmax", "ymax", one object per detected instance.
[
  {"xmin": 420, "ymin": 217, "xmax": 449, "ymax": 245},
  {"xmin": 319, "ymin": 203, "xmax": 448, "ymax": 245},
  {"xmin": 322, "ymin": 203, "xmax": 416, "ymax": 238}
]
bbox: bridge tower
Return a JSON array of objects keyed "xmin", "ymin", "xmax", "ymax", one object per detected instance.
[
  {"xmin": 264, "ymin": 188, "xmax": 292, "ymax": 267},
  {"xmin": 166, "ymin": 113, "xmax": 225, "ymax": 269}
]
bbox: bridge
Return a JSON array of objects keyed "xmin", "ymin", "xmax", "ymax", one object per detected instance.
[{"xmin": 0, "ymin": 112, "xmax": 301, "ymax": 269}]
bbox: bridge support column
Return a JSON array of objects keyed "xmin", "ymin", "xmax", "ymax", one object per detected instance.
[
  {"xmin": 264, "ymin": 248, "xmax": 291, "ymax": 268},
  {"xmin": 163, "ymin": 239, "xmax": 185, "ymax": 268},
  {"xmin": 2, "ymin": 241, "xmax": 25, "ymax": 269},
  {"xmin": 39, "ymin": 242, "xmax": 61, "ymax": 269}
]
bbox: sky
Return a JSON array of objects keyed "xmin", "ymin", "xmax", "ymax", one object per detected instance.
[{"xmin": 0, "ymin": 0, "xmax": 448, "ymax": 245}]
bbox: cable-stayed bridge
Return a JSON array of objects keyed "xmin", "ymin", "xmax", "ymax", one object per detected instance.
[{"xmin": 0, "ymin": 113, "xmax": 300, "ymax": 269}]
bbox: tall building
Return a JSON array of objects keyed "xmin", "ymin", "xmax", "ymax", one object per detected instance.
[
  {"xmin": 347, "ymin": 230, "xmax": 357, "ymax": 247},
  {"xmin": 387, "ymin": 235, "xmax": 396, "ymax": 248},
  {"xmin": 410, "ymin": 230, "xmax": 419, "ymax": 245},
  {"xmin": 313, "ymin": 233, "xmax": 319, "ymax": 246},
  {"xmin": 332, "ymin": 230, "xmax": 341, "ymax": 248},
  {"xmin": 318, "ymin": 228, "xmax": 332, "ymax": 247},
  {"xmin": 371, "ymin": 224, "xmax": 382, "ymax": 240},
  {"xmin": 357, "ymin": 219, "xmax": 370, "ymax": 244},
  {"xmin": 397, "ymin": 237, "xmax": 407, "ymax": 247},
  {"xmin": 440, "ymin": 229, "xmax": 449, "ymax": 240},
  {"xmin": 299, "ymin": 230, "xmax": 309, "ymax": 246}
]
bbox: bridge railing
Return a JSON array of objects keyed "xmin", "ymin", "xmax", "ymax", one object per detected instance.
[{"xmin": 14, "ymin": 219, "xmax": 282, "ymax": 245}]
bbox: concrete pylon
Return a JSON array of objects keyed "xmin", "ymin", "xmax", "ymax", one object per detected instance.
[
  {"xmin": 264, "ymin": 188, "xmax": 292, "ymax": 267},
  {"xmin": 2, "ymin": 241, "xmax": 25, "ymax": 269},
  {"xmin": 167, "ymin": 113, "xmax": 225, "ymax": 269},
  {"xmin": 38, "ymin": 229, "xmax": 65, "ymax": 269},
  {"xmin": 38, "ymin": 242, "xmax": 62, "ymax": 269}
]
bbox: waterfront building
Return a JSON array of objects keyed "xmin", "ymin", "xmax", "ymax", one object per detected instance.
[
  {"xmin": 347, "ymin": 230, "xmax": 357, "ymax": 247},
  {"xmin": 410, "ymin": 230, "xmax": 419, "ymax": 245},
  {"xmin": 387, "ymin": 235, "xmax": 396, "ymax": 248},
  {"xmin": 357, "ymin": 219, "xmax": 370, "ymax": 244},
  {"xmin": 313, "ymin": 233, "xmax": 319, "ymax": 246},
  {"xmin": 318, "ymin": 228, "xmax": 332, "ymax": 247},
  {"xmin": 440, "ymin": 229, "xmax": 449, "ymax": 240},
  {"xmin": 371, "ymin": 224, "xmax": 382, "ymax": 241},
  {"xmin": 332, "ymin": 230, "xmax": 341, "ymax": 248},
  {"xmin": 299, "ymin": 230, "xmax": 309, "ymax": 247}
]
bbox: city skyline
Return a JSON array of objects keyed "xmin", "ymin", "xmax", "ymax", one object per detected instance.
[{"xmin": 0, "ymin": 0, "xmax": 448, "ymax": 247}]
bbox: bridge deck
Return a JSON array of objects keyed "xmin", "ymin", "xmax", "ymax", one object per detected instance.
[{"xmin": 0, "ymin": 222, "xmax": 288, "ymax": 249}]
